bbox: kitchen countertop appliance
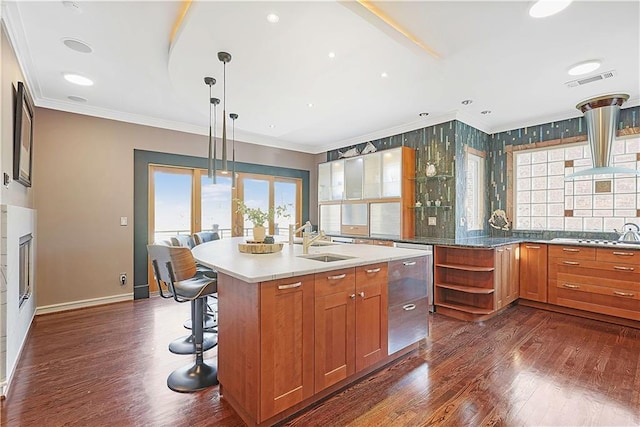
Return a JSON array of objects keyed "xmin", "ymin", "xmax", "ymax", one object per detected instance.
[{"xmin": 617, "ymin": 223, "xmax": 640, "ymax": 243}]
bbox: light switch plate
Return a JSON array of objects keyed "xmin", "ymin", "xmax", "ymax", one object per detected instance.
[
  {"xmin": 120, "ymin": 216, "xmax": 128, "ymax": 226},
  {"xmin": 428, "ymin": 216, "xmax": 437, "ymax": 226}
]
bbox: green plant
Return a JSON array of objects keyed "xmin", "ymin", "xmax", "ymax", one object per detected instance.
[{"xmin": 235, "ymin": 199, "xmax": 291, "ymax": 227}]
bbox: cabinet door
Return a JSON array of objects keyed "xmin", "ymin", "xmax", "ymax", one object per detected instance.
[
  {"xmin": 495, "ymin": 247, "xmax": 508, "ymax": 309},
  {"xmin": 363, "ymin": 152, "xmax": 382, "ymax": 199},
  {"xmin": 355, "ymin": 264, "xmax": 388, "ymax": 371},
  {"xmin": 519, "ymin": 243, "xmax": 548, "ymax": 302},
  {"xmin": 370, "ymin": 202, "xmax": 400, "ymax": 237},
  {"xmin": 319, "ymin": 204, "xmax": 341, "ymax": 235},
  {"xmin": 506, "ymin": 244, "xmax": 519, "ymax": 303},
  {"xmin": 314, "ymin": 269, "xmax": 356, "ymax": 392},
  {"xmin": 344, "ymin": 157, "xmax": 364, "ymax": 200},
  {"xmin": 318, "ymin": 162, "xmax": 331, "ymax": 202},
  {"xmin": 330, "ymin": 160, "xmax": 344, "ymax": 200},
  {"xmin": 381, "ymin": 148, "xmax": 402, "ymax": 197},
  {"xmin": 260, "ymin": 275, "xmax": 314, "ymax": 420}
]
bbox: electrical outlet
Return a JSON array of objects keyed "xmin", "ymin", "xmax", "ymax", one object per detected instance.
[
  {"xmin": 119, "ymin": 273, "xmax": 127, "ymax": 286},
  {"xmin": 428, "ymin": 216, "xmax": 437, "ymax": 226}
]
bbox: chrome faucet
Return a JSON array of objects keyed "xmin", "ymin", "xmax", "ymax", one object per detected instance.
[
  {"xmin": 302, "ymin": 230, "xmax": 326, "ymax": 254},
  {"xmin": 289, "ymin": 221, "xmax": 312, "ymax": 245}
]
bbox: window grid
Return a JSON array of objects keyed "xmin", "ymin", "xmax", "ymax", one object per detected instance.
[{"xmin": 514, "ymin": 137, "xmax": 640, "ymax": 232}]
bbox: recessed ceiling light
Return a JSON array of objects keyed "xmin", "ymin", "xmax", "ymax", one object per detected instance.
[
  {"xmin": 266, "ymin": 13, "xmax": 279, "ymax": 23},
  {"xmin": 461, "ymin": 99, "xmax": 473, "ymax": 105},
  {"xmin": 381, "ymin": 72, "xmax": 388, "ymax": 78},
  {"xmin": 307, "ymin": 103, "xmax": 314, "ymax": 108},
  {"xmin": 63, "ymin": 73, "xmax": 93, "ymax": 86},
  {"xmin": 418, "ymin": 112, "xmax": 429, "ymax": 117},
  {"xmin": 568, "ymin": 60, "xmax": 601, "ymax": 76},
  {"xmin": 68, "ymin": 95, "xmax": 87, "ymax": 102},
  {"xmin": 328, "ymin": 52, "xmax": 336, "ymax": 59},
  {"xmin": 481, "ymin": 110, "xmax": 492, "ymax": 115},
  {"xmin": 529, "ymin": 0, "xmax": 573, "ymax": 18},
  {"xmin": 62, "ymin": 38, "xmax": 93, "ymax": 54},
  {"xmin": 269, "ymin": 124, "xmax": 276, "ymax": 128}
]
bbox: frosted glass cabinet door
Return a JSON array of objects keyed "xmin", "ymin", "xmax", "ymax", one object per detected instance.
[
  {"xmin": 344, "ymin": 157, "xmax": 364, "ymax": 200},
  {"xmin": 370, "ymin": 202, "xmax": 400, "ymax": 237},
  {"xmin": 341, "ymin": 203, "xmax": 368, "ymax": 226},
  {"xmin": 318, "ymin": 163, "xmax": 331, "ymax": 202},
  {"xmin": 330, "ymin": 160, "xmax": 345, "ymax": 200},
  {"xmin": 319, "ymin": 204, "xmax": 341, "ymax": 235},
  {"xmin": 363, "ymin": 153, "xmax": 382, "ymax": 199},
  {"xmin": 382, "ymin": 148, "xmax": 402, "ymax": 198}
]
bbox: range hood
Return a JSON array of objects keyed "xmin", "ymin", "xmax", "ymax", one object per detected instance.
[{"xmin": 566, "ymin": 93, "xmax": 640, "ymax": 179}]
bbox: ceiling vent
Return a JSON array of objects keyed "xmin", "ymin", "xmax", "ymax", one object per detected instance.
[{"xmin": 565, "ymin": 70, "xmax": 616, "ymax": 88}]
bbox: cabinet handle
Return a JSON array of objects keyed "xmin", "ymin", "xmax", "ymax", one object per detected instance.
[
  {"xmin": 365, "ymin": 268, "xmax": 381, "ymax": 273},
  {"xmin": 359, "ymin": 291, "xmax": 365, "ymax": 298},
  {"xmin": 278, "ymin": 281, "xmax": 302, "ymax": 290},
  {"xmin": 562, "ymin": 261, "xmax": 580, "ymax": 265},
  {"xmin": 403, "ymin": 261, "xmax": 417, "ymax": 266},
  {"xmin": 562, "ymin": 283, "xmax": 580, "ymax": 289},
  {"xmin": 328, "ymin": 273, "xmax": 346, "ymax": 280},
  {"xmin": 402, "ymin": 303, "xmax": 416, "ymax": 311},
  {"xmin": 525, "ymin": 245, "xmax": 541, "ymax": 249},
  {"xmin": 497, "ymin": 249, "xmax": 504, "ymax": 253},
  {"xmin": 613, "ymin": 291, "xmax": 635, "ymax": 298},
  {"xmin": 506, "ymin": 247, "xmax": 512, "ymax": 251},
  {"xmin": 563, "ymin": 248, "xmax": 580, "ymax": 252},
  {"xmin": 613, "ymin": 266, "xmax": 634, "ymax": 271},
  {"xmin": 350, "ymin": 294, "xmax": 356, "ymax": 299},
  {"xmin": 612, "ymin": 252, "xmax": 635, "ymax": 257}
]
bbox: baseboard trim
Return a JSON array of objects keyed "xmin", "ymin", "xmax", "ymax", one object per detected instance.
[{"xmin": 36, "ymin": 293, "xmax": 134, "ymax": 316}]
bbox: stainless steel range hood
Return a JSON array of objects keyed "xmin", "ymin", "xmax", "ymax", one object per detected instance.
[{"xmin": 566, "ymin": 93, "xmax": 639, "ymax": 179}]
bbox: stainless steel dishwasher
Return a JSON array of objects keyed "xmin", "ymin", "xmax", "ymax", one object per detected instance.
[{"xmin": 393, "ymin": 242, "xmax": 434, "ymax": 312}]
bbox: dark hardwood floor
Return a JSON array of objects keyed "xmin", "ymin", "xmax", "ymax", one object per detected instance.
[{"xmin": 2, "ymin": 297, "xmax": 639, "ymax": 426}]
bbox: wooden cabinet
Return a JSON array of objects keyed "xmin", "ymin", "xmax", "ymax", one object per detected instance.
[
  {"xmin": 519, "ymin": 243, "xmax": 548, "ymax": 302},
  {"xmin": 314, "ymin": 264, "xmax": 388, "ymax": 392},
  {"xmin": 388, "ymin": 256, "xmax": 429, "ymax": 354},
  {"xmin": 354, "ymin": 238, "xmax": 394, "ymax": 247},
  {"xmin": 548, "ymin": 245, "xmax": 640, "ymax": 321},
  {"xmin": 318, "ymin": 146, "xmax": 415, "ymax": 239},
  {"xmin": 495, "ymin": 244, "xmax": 519, "ymax": 309},
  {"xmin": 434, "ymin": 245, "xmax": 518, "ymax": 321},
  {"xmin": 260, "ymin": 275, "xmax": 315, "ymax": 420}
]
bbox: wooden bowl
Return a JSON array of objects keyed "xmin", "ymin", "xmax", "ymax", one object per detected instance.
[{"xmin": 238, "ymin": 242, "xmax": 284, "ymax": 254}]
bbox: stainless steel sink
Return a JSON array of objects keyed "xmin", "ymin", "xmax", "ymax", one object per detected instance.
[{"xmin": 298, "ymin": 253, "xmax": 355, "ymax": 262}]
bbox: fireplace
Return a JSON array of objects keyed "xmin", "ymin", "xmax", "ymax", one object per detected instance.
[{"xmin": 19, "ymin": 233, "xmax": 33, "ymax": 307}]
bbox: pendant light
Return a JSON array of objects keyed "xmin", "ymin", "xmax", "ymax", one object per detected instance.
[
  {"xmin": 218, "ymin": 52, "xmax": 232, "ymax": 173},
  {"xmin": 230, "ymin": 113, "xmax": 238, "ymax": 188},
  {"xmin": 203, "ymin": 77, "xmax": 216, "ymax": 179},
  {"xmin": 211, "ymin": 97, "xmax": 220, "ymax": 183}
]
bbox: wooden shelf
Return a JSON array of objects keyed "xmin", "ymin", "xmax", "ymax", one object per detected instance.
[
  {"xmin": 436, "ymin": 302, "xmax": 494, "ymax": 315},
  {"xmin": 435, "ymin": 263, "xmax": 495, "ymax": 272},
  {"xmin": 410, "ymin": 174, "xmax": 453, "ymax": 182},
  {"xmin": 409, "ymin": 205, "xmax": 452, "ymax": 210},
  {"xmin": 436, "ymin": 283, "xmax": 495, "ymax": 294}
]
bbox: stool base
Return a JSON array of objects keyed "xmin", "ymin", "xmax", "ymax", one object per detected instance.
[{"xmin": 167, "ymin": 361, "xmax": 218, "ymax": 393}]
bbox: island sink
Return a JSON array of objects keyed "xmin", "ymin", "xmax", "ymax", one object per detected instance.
[{"xmin": 298, "ymin": 253, "xmax": 355, "ymax": 262}]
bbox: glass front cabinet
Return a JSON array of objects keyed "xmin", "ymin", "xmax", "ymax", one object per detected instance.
[{"xmin": 318, "ymin": 146, "xmax": 415, "ymax": 239}]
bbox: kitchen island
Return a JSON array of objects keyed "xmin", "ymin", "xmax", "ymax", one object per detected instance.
[{"xmin": 192, "ymin": 237, "xmax": 430, "ymax": 427}]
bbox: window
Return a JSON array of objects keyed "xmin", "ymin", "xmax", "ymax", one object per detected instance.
[
  {"xmin": 466, "ymin": 152, "xmax": 485, "ymax": 231},
  {"xmin": 513, "ymin": 137, "xmax": 640, "ymax": 232}
]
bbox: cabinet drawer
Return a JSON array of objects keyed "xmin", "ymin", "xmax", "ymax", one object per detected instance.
[
  {"xmin": 388, "ymin": 297, "xmax": 428, "ymax": 354},
  {"xmin": 355, "ymin": 263, "xmax": 388, "ymax": 287},
  {"xmin": 596, "ymin": 248, "xmax": 640, "ymax": 265},
  {"xmin": 549, "ymin": 281, "xmax": 640, "ymax": 321},
  {"xmin": 341, "ymin": 225, "xmax": 368, "ymax": 236},
  {"xmin": 549, "ymin": 245, "xmax": 596, "ymax": 260},
  {"xmin": 554, "ymin": 280, "xmax": 639, "ymax": 301},
  {"xmin": 314, "ymin": 268, "xmax": 355, "ymax": 297},
  {"xmin": 388, "ymin": 257, "xmax": 428, "ymax": 306}
]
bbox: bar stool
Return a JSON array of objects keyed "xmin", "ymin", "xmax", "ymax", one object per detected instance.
[
  {"xmin": 149, "ymin": 241, "xmax": 217, "ymax": 355},
  {"xmin": 147, "ymin": 244, "xmax": 218, "ymax": 392},
  {"xmin": 193, "ymin": 231, "xmax": 220, "ymax": 246}
]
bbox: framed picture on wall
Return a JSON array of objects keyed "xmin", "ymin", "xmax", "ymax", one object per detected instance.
[{"xmin": 13, "ymin": 81, "xmax": 34, "ymax": 187}]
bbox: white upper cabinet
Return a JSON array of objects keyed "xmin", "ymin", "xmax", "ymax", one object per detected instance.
[
  {"xmin": 318, "ymin": 162, "xmax": 331, "ymax": 202},
  {"xmin": 330, "ymin": 160, "xmax": 344, "ymax": 200},
  {"xmin": 382, "ymin": 148, "xmax": 402, "ymax": 198},
  {"xmin": 344, "ymin": 157, "xmax": 364, "ymax": 200},
  {"xmin": 363, "ymin": 152, "xmax": 382, "ymax": 199},
  {"xmin": 318, "ymin": 160, "xmax": 345, "ymax": 201}
]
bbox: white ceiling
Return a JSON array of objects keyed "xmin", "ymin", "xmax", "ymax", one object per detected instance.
[{"xmin": 3, "ymin": 1, "xmax": 639, "ymax": 154}]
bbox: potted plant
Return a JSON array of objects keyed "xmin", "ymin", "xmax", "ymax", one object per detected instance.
[{"xmin": 235, "ymin": 199, "xmax": 290, "ymax": 242}]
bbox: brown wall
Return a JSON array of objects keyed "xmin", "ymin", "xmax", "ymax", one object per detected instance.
[
  {"xmin": 1, "ymin": 22, "xmax": 33, "ymax": 208},
  {"xmin": 33, "ymin": 108, "xmax": 318, "ymax": 307}
]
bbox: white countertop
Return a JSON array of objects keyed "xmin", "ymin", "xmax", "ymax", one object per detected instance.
[{"xmin": 191, "ymin": 237, "xmax": 429, "ymax": 283}]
